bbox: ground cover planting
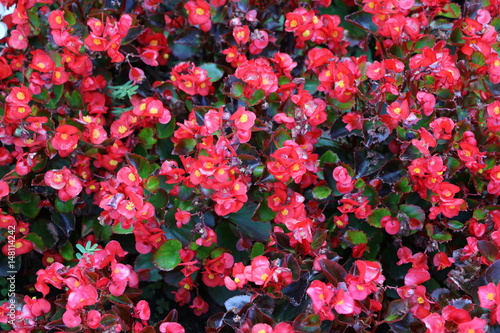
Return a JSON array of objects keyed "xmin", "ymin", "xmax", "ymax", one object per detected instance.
[{"xmin": 1, "ymin": 0, "xmax": 500, "ymax": 332}]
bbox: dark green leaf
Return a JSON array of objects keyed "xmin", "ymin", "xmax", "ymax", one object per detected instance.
[
  {"xmin": 355, "ymin": 150, "xmax": 388, "ymax": 178},
  {"xmin": 254, "ymin": 201, "xmax": 276, "ymax": 222},
  {"xmin": 385, "ymin": 299, "xmax": 409, "ymax": 323},
  {"xmin": 415, "ymin": 36, "xmax": 436, "ymax": 50},
  {"xmin": 319, "ymin": 259, "xmax": 347, "ymax": 287},
  {"xmin": 126, "ymin": 153, "xmax": 152, "ymax": 179},
  {"xmin": 25, "ymin": 233, "xmax": 45, "ymax": 252},
  {"xmin": 228, "ymin": 202, "xmax": 271, "ymax": 242},
  {"xmin": 175, "ymin": 27, "xmax": 201, "ymax": 48},
  {"xmin": 51, "ymin": 212, "xmax": 75, "ymax": 237},
  {"xmin": 47, "ymin": 85, "xmax": 64, "ymax": 109},
  {"xmin": 478, "ymin": 241, "xmax": 499, "ymax": 263},
  {"xmin": 395, "ymin": 177, "xmax": 411, "ymax": 193},
  {"xmin": 156, "ymin": 118, "xmax": 176, "ymax": 139},
  {"xmin": 345, "ymin": 11, "xmax": 377, "ymax": 32},
  {"xmin": 108, "ymin": 294, "xmax": 133, "ymax": 306},
  {"xmin": 64, "ymin": 90, "xmax": 83, "ymax": 109},
  {"xmin": 173, "ymin": 138, "xmax": 196, "ymax": 155},
  {"xmin": 486, "ymin": 260, "xmax": 500, "ymax": 284},
  {"xmin": 171, "ymin": 43, "xmax": 198, "ymax": 60}
]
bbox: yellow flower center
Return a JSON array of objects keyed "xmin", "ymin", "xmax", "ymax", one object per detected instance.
[
  {"xmin": 16, "ymin": 92, "xmax": 26, "ymax": 100},
  {"xmin": 118, "ymin": 125, "xmax": 127, "ymax": 134}
]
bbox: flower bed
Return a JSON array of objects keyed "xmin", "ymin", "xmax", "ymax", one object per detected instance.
[{"xmin": 1, "ymin": 0, "xmax": 500, "ymax": 332}]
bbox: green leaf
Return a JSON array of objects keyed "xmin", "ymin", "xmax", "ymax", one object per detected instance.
[
  {"xmin": 31, "ymin": 219, "xmax": 57, "ymax": 249},
  {"xmin": 64, "ymin": 90, "xmax": 83, "ymax": 109},
  {"xmin": 250, "ymin": 242, "xmax": 265, "ymax": 258},
  {"xmin": 312, "ymin": 185, "xmax": 331, "ymax": 199},
  {"xmin": 399, "ymin": 204, "xmax": 426, "ymax": 223},
  {"xmin": 446, "ymin": 220, "xmax": 464, "ymax": 230},
  {"xmin": 228, "ymin": 202, "xmax": 271, "ymax": 242},
  {"xmin": 200, "ymin": 63, "xmax": 224, "ymax": 82},
  {"xmin": 122, "ymin": 27, "xmax": 143, "ymax": 45},
  {"xmin": 173, "ymin": 138, "xmax": 196, "ymax": 155},
  {"xmin": 473, "ymin": 209, "xmax": 487, "ymax": 220},
  {"xmin": 471, "ymin": 51, "xmax": 486, "ymax": 67},
  {"xmin": 345, "ymin": 11, "xmax": 377, "ymax": 32},
  {"xmin": 254, "ymin": 201, "xmax": 276, "ymax": 222},
  {"xmin": 247, "ymin": 89, "xmax": 266, "ymax": 106},
  {"xmin": 439, "ymin": 3, "xmax": 461, "ymax": 18},
  {"xmin": 156, "ymin": 118, "xmax": 176, "ymax": 139},
  {"xmin": 345, "ymin": 230, "xmax": 368, "ymax": 245},
  {"xmin": 108, "ymin": 294, "xmax": 133, "ymax": 306},
  {"xmin": 60, "ymin": 241, "xmax": 74, "ymax": 261},
  {"xmin": 149, "ymin": 189, "xmax": 169, "ymax": 210},
  {"xmin": 415, "ymin": 36, "xmax": 436, "ymax": 50},
  {"xmin": 152, "ymin": 239, "xmax": 182, "ymax": 271},
  {"xmin": 145, "ymin": 176, "xmax": 160, "ymax": 192},
  {"xmin": 135, "ymin": 253, "xmax": 155, "ymax": 271},
  {"xmin": 171, "ymin": 43, "xmax": 198, "ymax": 60},
  {"xmin": 47, "ymin": 85, "xmax": 64, "ymax": 109},
  {"xmin": 175, "ymin": 26, "xmax": 201, "ymax": 48},
  {"xmin": 139, "ymin": 127, "xmax": 157, "ymax": 145},
  {"xmin": 478, "ymin": 240, "xmax": 499, "ymax": 262},
  {"xmin": 485, "ymin": 260, "xmax": 500, "ymax": 284},
  {"xmin": 363, "ymin": 185, "xmax": 379, "ymax": 207},
  {"xmin": 54, "ymin": 197, "xmax": 74, "ymax": 214},
  {"xmin": 126, "ymin": 153, "xmax": 152, "ymax": 179},
  {"xmin": 432, "ymin": 232, "xmax": 452, "ymax": 242},
  {"xmin": 395, "ymin": 177, "xmax": 411, "ymax": 193},
  {"xmin": 367, "ymin": 208, "xmax": 391, "ymax": 228},
  {"xmin": 319, "ymin": 151, "xmax": 339, "ymax": 166},
  {"xmin": 230, "ymin": 82, "xmax": 244, "ymax": 97},
  {"xmin": 304, "ymin": 78, "xmax": 320, "ymax": 94},
  {"xmin": 25, "ymin": 233, "xmax": 45, "ymax": 252},
  {"xmin": 384, "ymin": 299, "xmax": 409, "ymax": 323},
  {"xmin": 112, "ymin": 222, "xmax": 134, "ymax": 234},
  {"xmin": 64, "ymin": 11, "xmax": 76, "ymax": 26}
]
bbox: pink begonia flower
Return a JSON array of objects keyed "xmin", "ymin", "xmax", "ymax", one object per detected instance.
[
  {"xmin": 62, "ymin": 309, "xmax": 81, "ymax": 328},
  {"xmin": 87, "ymin": 310, "xmax": 101, "ymax": 329},
  {"xmin": 421, "ymin": 313, "xmax": 445, "ymax": 333},
  {"xmin": 333, "ymin": 289, "xmax": 355, "ymax": 314},
  {"xmin": 251, "ymin": 323, "xmax": 273, "ymax": 333},
  {"xmin": 404, "ymin": 267, "xmax": 431, "ymax": 286},
  {"xmin": 478, "ymin": 282, "xmax": 497, "ymax": 309},
  {"xmin": 67, "ymin": 284, "xmax": 98, "ymax": 309},
  {"xmin": 160, "ymin": 322, "xmax": 186, "ymax": 333}
]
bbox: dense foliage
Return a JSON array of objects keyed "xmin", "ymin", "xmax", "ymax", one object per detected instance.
[{"xmin": 2, "ymin": 0, "xmax": 500, "ymax": 331}]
